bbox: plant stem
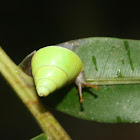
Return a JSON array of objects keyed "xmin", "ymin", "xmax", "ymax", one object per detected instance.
[{"xmin": 0, "ymin": 47, "xmax": 71, "ymax": 140}]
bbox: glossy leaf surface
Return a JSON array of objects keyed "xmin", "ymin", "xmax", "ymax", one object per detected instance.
[{"xmin": 43, "ymin": 37, "xmax": 140, "ymax": 123}]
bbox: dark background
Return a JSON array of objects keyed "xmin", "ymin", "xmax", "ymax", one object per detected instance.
[{"xmin": 0, "ymin": 0, "xmax": 140, "ymax": 140}]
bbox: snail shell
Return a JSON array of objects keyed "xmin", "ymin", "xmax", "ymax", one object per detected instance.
[{"xmin": 31, "ymin": 46, "xmax": 83, "ymax": 97}]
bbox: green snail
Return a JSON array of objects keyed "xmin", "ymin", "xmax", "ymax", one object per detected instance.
[{"xmin": 31, "ymin": 46, "xmax": 98, "ymax": 103}]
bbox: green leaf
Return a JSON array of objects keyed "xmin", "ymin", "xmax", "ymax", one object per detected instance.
[
  {"xmin": 31, "ymin": 133, "xmax": 47, "ymax": 140},
  {"xmin": 42, "ymin": 37, "xmax": 140, "ymax": 123}
]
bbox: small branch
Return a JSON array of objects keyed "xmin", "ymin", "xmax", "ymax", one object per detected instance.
[{"xmin": 0, "ymin": 47, "xmax": 71, "ymax": 140}]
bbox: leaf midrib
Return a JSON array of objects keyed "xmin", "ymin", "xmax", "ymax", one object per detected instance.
[{"xmin": 87, "ymin": 77, "xmax": 140, "ymax": 85}]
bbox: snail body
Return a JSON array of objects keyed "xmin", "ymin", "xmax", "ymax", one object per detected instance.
[{"xmin": 31, "ymin": 46, "xmax": 98, "ymax": 103}]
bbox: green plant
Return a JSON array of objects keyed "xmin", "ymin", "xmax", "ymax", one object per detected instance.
[{"xmin": 1, "ymin": 37, "xmax": 140, "ymax": 139}]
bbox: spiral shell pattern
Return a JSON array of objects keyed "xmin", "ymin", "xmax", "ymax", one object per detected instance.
[{"xmin": 31, "ymin": 46, "xmax": 83, "ymax": 97}]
